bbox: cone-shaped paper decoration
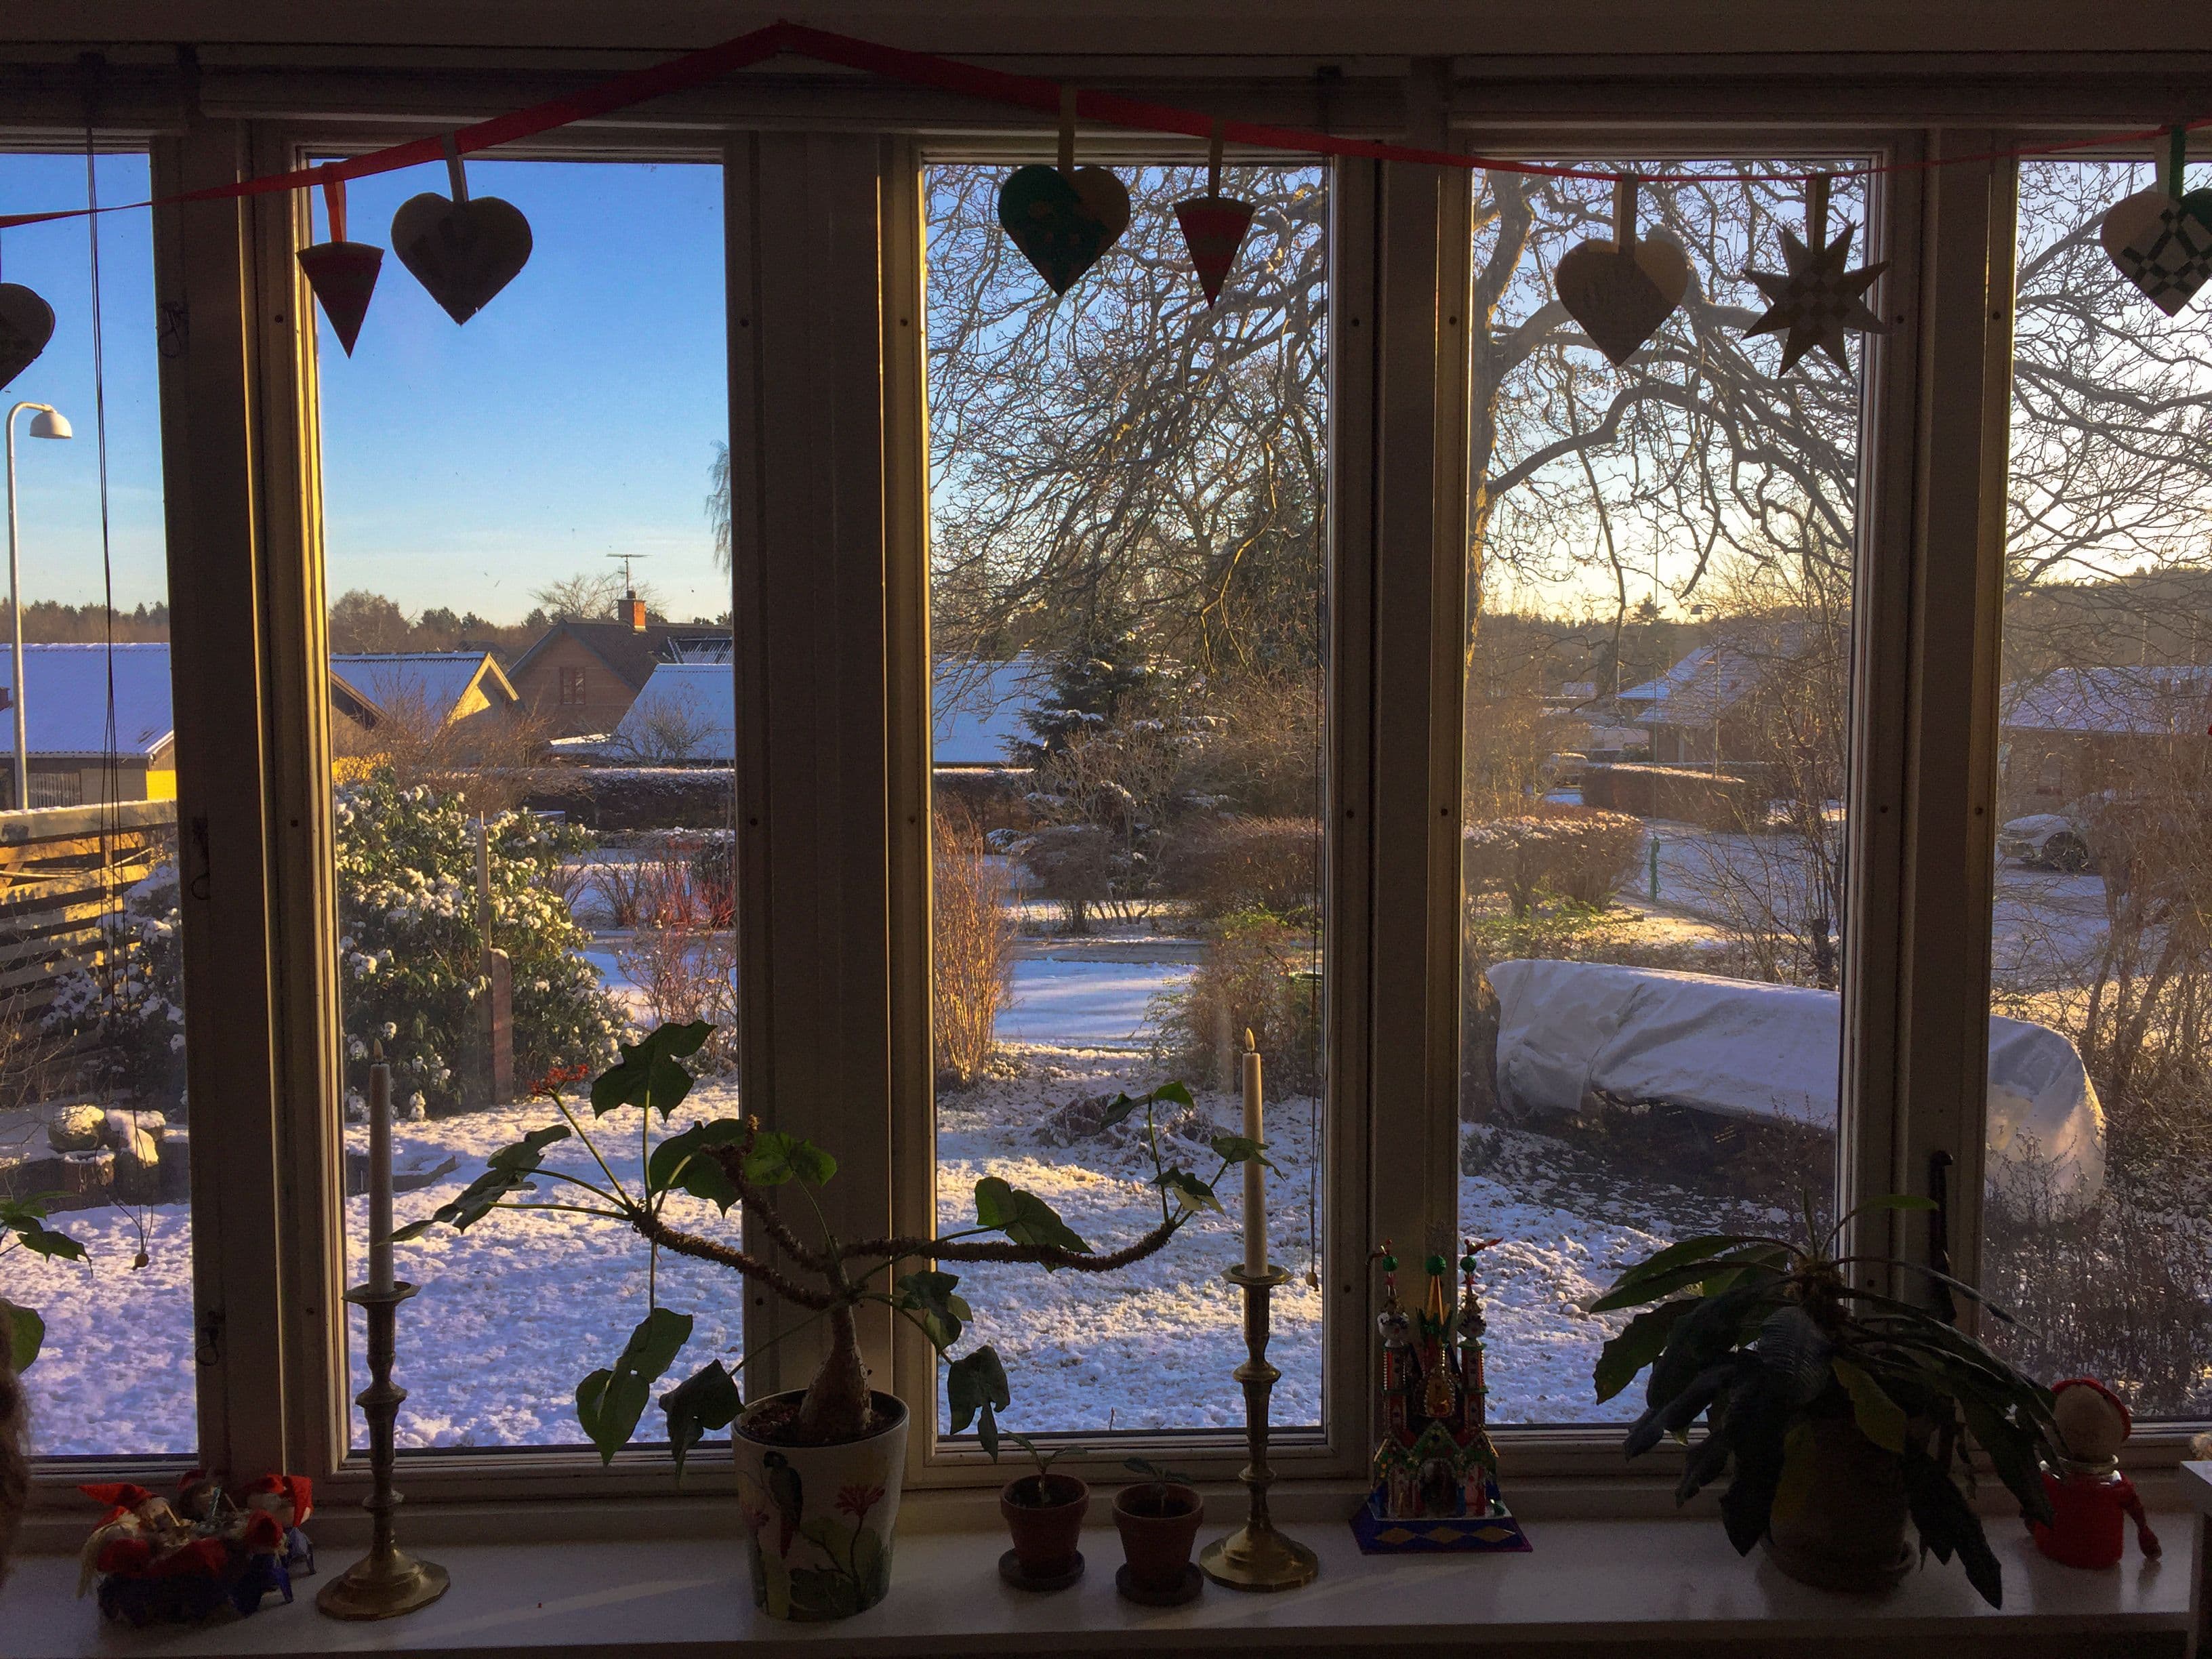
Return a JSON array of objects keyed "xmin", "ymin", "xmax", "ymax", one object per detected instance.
[
  {"xmin": 1174, "ymin": 194, "xmax": 1255, "ymax": 305},
  {"xmin": 0, "ymin": 283, "xmax": 56, "ymax": 394},
  {"xmin": 392, "ymin": 139, "xmax": 533, "ymax": 326},
  {"xmin": 998, "ymin": 163, "xmax": 1130, "ymax": 296},
  {"xmin": 297, "ymin": 242, "xmax": 384, "ymax": 356}
]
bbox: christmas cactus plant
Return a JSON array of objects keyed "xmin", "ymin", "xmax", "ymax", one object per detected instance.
[{"xmin": 398, "ymin": 1019, "xmax": 1261, "ymax": 1457}]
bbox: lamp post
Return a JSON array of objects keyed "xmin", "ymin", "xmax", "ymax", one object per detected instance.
[{"xmin": 5, "ymin": 402, "xmax": 72, "ymax": 811}]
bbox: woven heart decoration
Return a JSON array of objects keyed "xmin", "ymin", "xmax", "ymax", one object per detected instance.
[
  {"xmin": 392, "ymin": 140, "xmax": 533, "ymax": 325},
  {"xmin": 2100, "ymin": 187, "xmax": 2212, "ymax": 316},
  {"xmin": 295, "ymin": 172, "xmax": 382, "ymax": 356},
  {"xmin": 1555, "ymin": 180, "xmax": 1691, "ymax": 367},
  {"xmin": 998, "ymin": 163, "xmax": 1130, "ymax": 296},
  {"xmin": 0, "ymin": 283, "xmax": 55, "ymax": 394}
]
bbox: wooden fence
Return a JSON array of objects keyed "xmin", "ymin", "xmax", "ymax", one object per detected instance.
[{"xmin": 0, "ymin": 797, "xmax": 176, "ymax": 1033}]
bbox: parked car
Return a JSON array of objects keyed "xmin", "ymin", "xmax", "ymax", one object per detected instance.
[{"xmin": 1996, "ymin": 811, "xmax": 2091, "ymax": 872}]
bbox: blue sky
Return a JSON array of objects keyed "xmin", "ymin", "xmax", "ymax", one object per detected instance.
[{"xmin": 0, "ymin": 154, "xmax": 731, "ymax": 623}]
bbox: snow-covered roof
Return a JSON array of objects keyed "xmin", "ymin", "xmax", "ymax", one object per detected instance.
[
  {"xmin": 2001, "ymin": 665, "xmax": 2212, "ymax": 736},
  {"xmin": 608, "ymin": 662, "xmax": 735, "ymax": 761},
  {"xmin": 0, "ymin": 642, "xmax": 174, "ymax": 760},
  {"xmin": 330, "ymin": 652, "xmax": 516, "ymax": 723},
  {"xmin": 933, "ymin": 656, "xmax": 1046, "ymax": 766},
  {"xmin": 1615, "ymin": 643, "xmax": 1764, "ymax": 724}
]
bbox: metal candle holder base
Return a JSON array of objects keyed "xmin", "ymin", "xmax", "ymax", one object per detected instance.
[
  {"xmin": 1198, "ymin": 1262, "xmax": 1319, "ymax": 1593},
  {"xmin": 318, "ymin": 1282, "xmax": 450, "ymax": 1622}
]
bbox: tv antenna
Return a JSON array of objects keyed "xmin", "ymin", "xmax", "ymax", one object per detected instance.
[{"xmin": 607, "ymin": 551, "xmax": 650, "ymax": 594}]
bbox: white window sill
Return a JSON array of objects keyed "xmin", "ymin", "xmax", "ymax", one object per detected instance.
[{"xmin": 3, "ymin": 1498, "xmax": 2188, "ymax": 1656}]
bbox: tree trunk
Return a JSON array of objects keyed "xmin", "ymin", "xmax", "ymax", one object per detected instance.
[{"xmin": 794, "ymin": 1301, "xmax": 873, "ymax": 1443}]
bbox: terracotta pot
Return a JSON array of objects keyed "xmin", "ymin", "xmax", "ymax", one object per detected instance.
[
  {"xmin": 732, "ymin": 1390, "xmax": 909, "ymax": 1621},
  {"xmin": 1000, "ymin": 1473, "xmax": 1089, "ymax": 1579},
  {"xmin": 1112, "ymin": 1482, "xmax": 1204, "ymax": 1590},
  {"xmin": 1763, "ymin": 1416, "xmax": 1913, "ymax": 1593}
]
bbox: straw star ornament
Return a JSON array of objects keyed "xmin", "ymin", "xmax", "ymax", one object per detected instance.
[{"xmin": 1742, "ymin": 174, "xmax": 1891, "ymax": 372}]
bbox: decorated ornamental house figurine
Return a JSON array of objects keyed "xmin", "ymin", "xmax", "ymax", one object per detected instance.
[
  {"xmin": 1351, "ymin": 1238, "xmax": 1530, "ymax": 1553},
  {"xmin": 2030, "ymin": 1377, "xmax": 2160, "ymax": 1570}
]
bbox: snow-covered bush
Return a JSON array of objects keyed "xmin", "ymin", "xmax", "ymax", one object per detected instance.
[
  {"xmin": 1462, "ymin": 806, "xmax": 1641, "ymax": 917},
  {"xmin": 1149, "ymin": 907, "xmax": 1321, "ymax": 1093},
  {"xmin": 933, "ymin": 802, "xmax": 1015, "ymax": 1087},
  {"xmin": 335, "ymin": 769, "xmax": 622, "ymax": 1111},
  {"xmin": 43, "ymin": 862, "xmax": 188, "ymax": 1106}
]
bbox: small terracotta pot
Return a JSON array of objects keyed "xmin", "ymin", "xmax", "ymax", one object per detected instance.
[
  {"xmin": 1112, "ymin": 1482, "xmax": 1204, "ymax": 1590},
  {"xmin": 1000, "ymin": 1473, "xmax": 1089, "ymax": 1579}
]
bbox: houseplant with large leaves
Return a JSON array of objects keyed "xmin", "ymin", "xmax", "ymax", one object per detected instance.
[
  {"xmin": 1591, "ymin": 1196, "xmax": 2060, "ymax": 1606},
  {"xmin": 399, "ymin": 1020, "xmax": 1256, "ymax": 1620}
]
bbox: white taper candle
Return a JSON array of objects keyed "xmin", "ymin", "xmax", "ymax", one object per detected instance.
[
  {"xmin": 368, "ymin": 1060, "xmax": 394, "ymax": 1293},
  {"xmin": 1242, "ymin": 1041, "xmax": 1265, "ymax": 1276}
]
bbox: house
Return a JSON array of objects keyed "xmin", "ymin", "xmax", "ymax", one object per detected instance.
[
  {"xmin": 506, "ymin": 597, "xmax": 735, "ymax": 738},
  {"xmin": 0, "ymin": 643, "xmax": 179, "ymax": 808},
  {"xmin": 1614, "ymin": 642, "xmax": 1765, "ymax": 764},
  {"xmin": 1999, "ymin": 664, "xmax": 2212, "ymax": 813},
  {"xmin": 933, "ymin": 656, "xmax": 1046, "ymax": 769},
  {"xmin": 604, "ymin": 662, "xmax": 735, "ymax": 762},
  {"xmin": 329, "ymin": 651, "xmax": 522, "ymax": 736}
]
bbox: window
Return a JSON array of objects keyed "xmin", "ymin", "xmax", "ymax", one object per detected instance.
[
  {"xmin": 0, "ymin": 150, "xmax": 198, "ymax": 1458},
  {"xmin": 310, "ymin": 157, "xmax": 736, "ymax": 1450},
  {"xmin": 1982, "ymin": 157, "xmax": 2212, "ymax": 1419},
  {"xmin": 923, "ymin": 160, "xmax": 1330, "ymax": 1435},
  {"xmin": 1458, "ymin": 158, "xmax": 1876, "ymax": 1422}
]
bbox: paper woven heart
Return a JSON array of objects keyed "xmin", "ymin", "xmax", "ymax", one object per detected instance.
[
  {"xmin": 297, "ymin": 241, "xmax": 384, "ymax": 356},
  {"xmin": 1175, "ymin": 194, "xmax": 1256, "ymax": 305},
  {"xmin": 0, "ymin": 283, "xmax": 56, "ymax": 394},
  {"xmin": 1555, "ymin": 237, "xmax": 1692, "ymax": 367},
  {"xmin": 2100, "ymin": 187, "xmax": 2212, "ymax": 316},
  {"xmin": 391, "ymin": 192, "xmax": 533, "ymax": 325},
  {"xmin": 998, "ymin": 165, "xmax": 1130, "ymax": 296}
]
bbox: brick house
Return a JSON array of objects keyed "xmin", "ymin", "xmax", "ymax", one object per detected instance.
[{"xmin": 506, "ymin": 595, "xmax": 733, "ymax": 738}]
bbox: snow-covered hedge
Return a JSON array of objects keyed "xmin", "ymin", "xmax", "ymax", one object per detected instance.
[
  {"xmin": 1164, "ymin": 817, "xmax": 1321, "ymax": 921},
  {"xmin": 1578, "ymin": 763, "xmax": 1761, "ymax": 829},
  {"xmin": 1462, "ymin": 807, "xmax": 1642, "ymax": 917},
  {"xmin": 44, "ymin": 862, "xmax": 188, "ymax": 1105}
]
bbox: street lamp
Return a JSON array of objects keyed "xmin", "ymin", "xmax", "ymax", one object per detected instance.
[{"xmin": 6, "ymin": 401, "xmax": 72, "ymax": 812}]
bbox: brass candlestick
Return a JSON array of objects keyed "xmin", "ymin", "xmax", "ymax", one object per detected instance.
[
  {"xmin": 317, "ymin": 1281, "xmax": 450, "ymax": 1621},
  {"xmin": 1199, "ymin": 1262, "xmax": 1319, "ymax": 1592}
]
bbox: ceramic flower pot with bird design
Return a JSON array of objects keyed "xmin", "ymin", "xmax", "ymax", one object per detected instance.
[{"xmin": 731, "ymin": 1390, "xmax": 909, "ymax": 1621}]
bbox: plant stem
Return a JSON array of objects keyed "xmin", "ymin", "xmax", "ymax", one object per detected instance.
[{"xmin": 552, "ymin": 1096, "xmax": 634, "ymax": 1209}]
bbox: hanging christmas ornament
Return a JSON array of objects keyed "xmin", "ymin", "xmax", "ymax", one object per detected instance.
[
  {"xmin": 295, "ymin": 169, "xmax": 384, "ymax": 356},
  {"xmin": 997, "ymin": 87, "xmax": 1130, "ymax": 297},
  {"xmin": 1553, "ymin": 176, "xmax": 1692, "ymax": 367},
  {"xmin": 390, "ymin": 136, "xmax": 533, "ymax": 325},
  {"xmin": 1742, "ymin": 172, "xmax": 1891, "ymax": 373},
  {"xmin": 2100, "ymin": 125, "xmax": 2212, "ymax": 316},
  {"xmin": 1174, "ymin": 121, "xmax": 1255, "ymax": 306},
  {"xmin": 0, "ymin": 239, "xmax": 56, "ymax": 396}
]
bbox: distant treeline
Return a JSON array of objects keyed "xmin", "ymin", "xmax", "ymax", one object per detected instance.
[{"xmin": 0, "ymin": 598, "xmax": 171, "ymax": 642}]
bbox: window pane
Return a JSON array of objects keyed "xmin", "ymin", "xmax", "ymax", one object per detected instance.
[
  {"xmin": 925, "ymin": 163, "xmax": 1328, "ymax": 1435},
  {"xmin": 1984, "ymin": 159, "xmax": 2212, "ymax": 1418},
  {"xmin": 313, "ymin": 159, "xmax": 738, "ymax": 1449},
  {"xmin": 1459, "ymin": 161, "xmax": 1872, "ymax": 1423},
  {"xmin": 0, "ymin": 152, "xmax": 197, "ymax": 1457}
]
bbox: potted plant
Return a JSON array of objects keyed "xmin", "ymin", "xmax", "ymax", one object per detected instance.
[
  {"xmin": 401, "ymin": 1023, "xmax": 1261, "ymax": 1620},
  {"xmin": 984, "ymin": 1413, "xmax": 1090, "ymax": 1588},
  {"xmin": 1113, "ymin": 1456, "xmax": 1204, "ymax": 1594},
  {"xmin": 1590, "ymin": 1195, "xmax": 2060, "ymax": 1606}
]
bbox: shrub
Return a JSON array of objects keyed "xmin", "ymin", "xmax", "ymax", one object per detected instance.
[
  {"xmin": 1166, "ymin": 817, "xmax": 1322, "ymax": 922},
  {"xmin": 615, "ymin": 920, "xmax": 739, "ymax": 1076},
  {"xmin": 44, "ymin": 863, "xmax": 188, "ymax": 1106},
  {"xmin": 1017, "ymin": 823, "xmax": 1115, "ymax": 935},
  {"xmin": 1578, "ymin": 762, "xmax": 1761, "ymax": 829},
  {"xmin": 1149, "ymin": 907, "xmax": 1321, "ymax": 1094},
  {"xmin": 933, "ymin": 803, "xmax": 1016, "ymax": 1087},
  {"xmin": 1462, "ymin": 805, "xmax": 1641, "ymax": 917}
]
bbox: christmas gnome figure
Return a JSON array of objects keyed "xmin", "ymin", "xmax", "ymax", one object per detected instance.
[{"xmin": 2030, "ymin": 1377, "xmax": 2160, "ymax": 1569}]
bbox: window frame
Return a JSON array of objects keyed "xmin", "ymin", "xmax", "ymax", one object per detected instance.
[{"xmin": 16, "ymin": 58, "xmax": 2205, "ymax": 1530}]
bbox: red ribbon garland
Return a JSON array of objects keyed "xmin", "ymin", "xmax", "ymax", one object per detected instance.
[{"xmin": 0, "ymin": 18, "xmax": 2204, "ymax": 232}]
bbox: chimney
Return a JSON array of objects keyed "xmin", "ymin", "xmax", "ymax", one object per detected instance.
[{"xmin": 626, "ymin": 590, "xmax": 647, "ymax": 632}]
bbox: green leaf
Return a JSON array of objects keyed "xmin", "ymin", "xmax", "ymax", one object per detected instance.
[
  {"xmin": 1624, "ymin": 1359, "xmax": 1744, "ymax": 1458},
  {"xmin": 0, "ymin": 1192, "xmax": 60, "ymax": 1225},
  {"xmin": 895, "ymin": 1271, "xmax": 971, "ymax": 1352},
  {"xmin": 974, "ymin": 1176, "xmax": 1090, "ymax": 1255},
  {"xmin": 394, "ymin": 1123, "xmax": 572, "ymax": 1238},
  {"xmin": 1151, "ymin": 1082, "xmax": 1195, "ymax": 1109},
  {"xmin": 1713, "ymin": 1364, "xmax": 1797, "ymax": 1556},
  {"xmin": 1904, "ymin": 1446, "xmax": 2003, "ymax": 1607},
  {"xmin": 1594, "ymin": 1298, "xmax": 1698, "ymax": 1404},
  {"xmin": 660, "ymin": 1358, "xmax": 743, "ymax": 1482},
  {"xmin": 743, "ymin": 1130, "xmax": 837, "ymax": 1189},
  {"xmin": 590, "ymin": 1020, "xmax": 712, "ymax": 1120},
  {"xmin": 1831, "ymin": 1357, "xmax": 1908, "ymax": 1453},
  {"xmin": 1207, "ymin": 1134, "xmax": 1278, "ymax": 1171},
  {"xmin": 1157, "ymin": 1168, "xmax": 1222, "ymax": 1216},
  {"xmin": 1587, "ymin": 1248, "xmax": 1788, "ymax": 1313},
  {"xmin": 647, "ymin": 1118, "xmax": 751, "ymax": 1210},
  {"xmin": 1643, "ymin": 1278, "xmax": 1779, "ymax": 1414},
  {"xmin": 1608, "ymin": 1234, "xmax": 1782, "ymax": 1292},
  {"xmin": 1957, "ymin": 1393, "xmax": 2055, "ymax": 1525},
  {"xmin": 947, "ymin": 1344, "xmax": 1010, "ymax": 1456},
  {"xmin": 2, "ymin": 1300, "xmax": 43, "ymax": 1370},
  {"xmin": 574, "ymin": 1307, "xmax": 695, "ymax": 1465},
  {"xmin": 1097, "ymin": 1093, "xmax": 1141, "ymax": 1130},
  {"xmin": 7, "ymin": 1213, "xmax": 86, "ymax": 1263}
]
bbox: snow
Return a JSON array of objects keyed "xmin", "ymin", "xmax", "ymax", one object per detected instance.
[{"xmin": 992, "ymin": 958, "xmax": 1193, "ymax": 1050}]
